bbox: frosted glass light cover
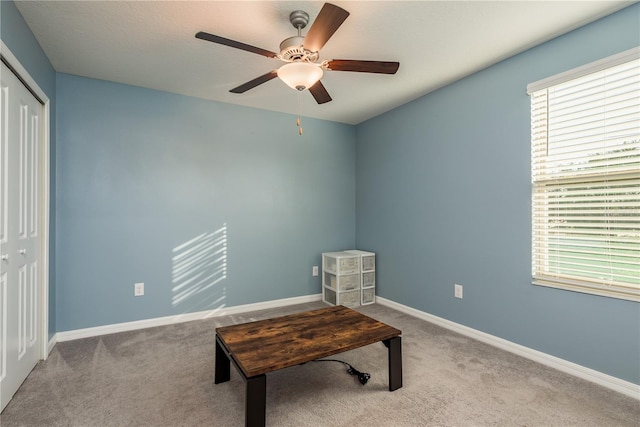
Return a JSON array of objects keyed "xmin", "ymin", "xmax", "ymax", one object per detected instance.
[{"xmin": 277, "ymin": 62, "xmax": 323, "ymax": 91}]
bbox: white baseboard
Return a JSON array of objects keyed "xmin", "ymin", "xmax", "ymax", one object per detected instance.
[
  {"xmin": 49, "ymin": 293, "xmax": 638, "ymax": 400},
  {"xmin": 376, "ymin": 296, "xmax": 640, "ymax": 400},
  {"xmin": 54, "ymin": 294, "xmax": 322, "ymax": 343}
]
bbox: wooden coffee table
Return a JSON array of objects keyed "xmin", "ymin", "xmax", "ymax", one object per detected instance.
[{"xmin": 214, "ymin": 305, "xmax": 402, "ymax": 426}]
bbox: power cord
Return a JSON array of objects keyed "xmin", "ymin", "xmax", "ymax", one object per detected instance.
[{"xmin": 313, "ymin": 359, "xmax": 371, "ymax": 385}]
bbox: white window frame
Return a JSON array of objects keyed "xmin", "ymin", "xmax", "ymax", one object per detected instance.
[{"xmin": 528, "ymin": 47, "xmax": 640, "ymax": 302}]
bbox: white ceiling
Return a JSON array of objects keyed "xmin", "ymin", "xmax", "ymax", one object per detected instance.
[{"xmin": 15, "ymin": 1, "xmax": 632, "ymax": 125}]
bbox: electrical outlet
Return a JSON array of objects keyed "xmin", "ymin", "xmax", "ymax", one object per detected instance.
[
  {"xmin": 134, "ymin": 282, "xmax": 144, "ymax": 296},
  {"xmin": 312, "ymin": 266, "xmax": 319, "ymax": 276},
  {"xmin": 454, "ymin": 284, "xmax": 463, "ymax": 299}
]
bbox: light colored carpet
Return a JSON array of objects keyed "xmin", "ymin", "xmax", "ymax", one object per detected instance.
[{"xmin": 1, "ymin": 302, "xmax": 638, "ymax": 426}]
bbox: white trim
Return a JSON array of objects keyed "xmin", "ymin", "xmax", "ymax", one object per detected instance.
[
  {"xmin": 55, "ymin": 294, "xmax": 322, "ymax": 342},
  {"xmin": 376, "ymin": 296, "xmax": 640, "ymax": 400},
  {"xmin": 0, "ymin": 40, "xmax": 51, "ymax": 362},
  {"xmin": 0, "ymin": 41, "xmax": 49, "ymax": 103},
  {"xmin": 40, "ymin": 88, "xmax": 50, "ymax": 362},
  {"xmin": 527, "ymin": 46, "xmax": 640, "ymax": 94},
  {"xmin": 47, "ymin": 334, "xmax": 57, "ymax": 355}
]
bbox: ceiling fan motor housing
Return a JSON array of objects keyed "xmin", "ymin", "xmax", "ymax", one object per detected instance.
[{"xmin": 279, "ymin": 36, "xmax": 316, "ymax": 62}]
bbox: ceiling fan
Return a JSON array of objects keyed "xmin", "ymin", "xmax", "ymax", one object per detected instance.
[{"xmin": 195, "ymin": 2, "xmax": 400, "ymax": 105}]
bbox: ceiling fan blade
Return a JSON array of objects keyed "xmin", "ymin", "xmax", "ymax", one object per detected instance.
[
  {"xmin": 196, "ymin": 31, "xmax": 278, "ymax": 58},
  {"xmin": 309, "ymin": 81, "xmax": 332, "ymax": 104},
  {"xmin": 327, "ymin": 60, "xmax": 400, "ymax": 74},
  {"xmin": 230, "ymin": 70, "xmax": 279, "ymax": 93},
  {"xmin": 303, "ymin": 3, "xmax": 350, "ymax": 53}
]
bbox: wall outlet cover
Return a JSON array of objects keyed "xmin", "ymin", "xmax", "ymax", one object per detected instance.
[{"xmin": 134, "ymin": 282, "xmax": 144, "ymax": 296}]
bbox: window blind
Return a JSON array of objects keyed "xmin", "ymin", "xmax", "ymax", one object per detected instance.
[{"xmin": 530, "ymin": 51, "xmax": 640, "ymax": 301}]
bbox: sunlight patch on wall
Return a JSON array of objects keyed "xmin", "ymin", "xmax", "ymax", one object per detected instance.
[{"xmin": 171, "ymin": 224, "xmax": 227, "ymax": 311}]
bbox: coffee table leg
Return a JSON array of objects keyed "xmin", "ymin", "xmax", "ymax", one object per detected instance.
[
  {"xmin": 214, "ymin": 336, "xmax": 230, "ymax": 384},
  {"xmin": 246, "ymin": 374, "xmax": 266, "ymax": 427},
  {"xmin": 385, "ymin": 337, "xmax": 402, "ymax": 391}
]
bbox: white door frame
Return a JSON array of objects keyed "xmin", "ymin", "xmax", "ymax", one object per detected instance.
[{"xmin": 0, "ymin": 39, "xmax": 50, "ymax": 360}]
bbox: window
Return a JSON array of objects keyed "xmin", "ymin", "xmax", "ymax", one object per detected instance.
[{"xmin": 528, "ymin": 47, "xmax": 640, "ymax": 301}]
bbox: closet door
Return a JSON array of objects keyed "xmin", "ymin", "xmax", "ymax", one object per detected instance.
[{"xmin": 0, "ymin": 60, "xmax": 42, "ymax": 411}]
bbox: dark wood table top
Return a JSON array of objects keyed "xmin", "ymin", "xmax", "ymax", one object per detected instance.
[{"xmin": 215, "ymin": 305, "xmax": 401, "ymax": 378}]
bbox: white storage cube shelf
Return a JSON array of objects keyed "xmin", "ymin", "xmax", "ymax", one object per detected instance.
[
  {"xmin": 322, "ymin": 252, "xmax": 360, "ymax": 275},
  {"xmin": 345, "ymin": 250, "xmax": 375, "ymax": 272},
  {"xmin": 323, "ymin": 287, "xmax": 360, "ymax": 308},
  {"xmin": 322, "ymin": 250, "xmax": 375, "ymax": 308},
  {"xmin": 324, "ymin": 272, "xmax": 361, "ymax": 291}
]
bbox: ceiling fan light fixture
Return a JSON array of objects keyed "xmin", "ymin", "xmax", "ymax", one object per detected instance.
[{"xmin": 277, "ymin": 62, "xmax": 323, "ymax": 91}]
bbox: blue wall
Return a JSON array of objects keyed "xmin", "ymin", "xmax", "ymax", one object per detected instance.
[
  {"xmin": 1, "ymin": 0, "xmax": 57, "ymax": 338},
  {"xmin": 55, "ymin": 74, "xmax": 355, "ymax": 331},
  {"xmin": 355, "ymin": 4, "xmax": 640, "ymax": 384}
]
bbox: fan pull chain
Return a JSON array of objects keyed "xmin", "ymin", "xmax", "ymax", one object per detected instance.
[
  {"xmin": 295, "ymin": 21, "xmax": 304, "ymax": 134},
  {"xmin": 297, "ymin": 91, "xmax": 303, "ymax": 136}
]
